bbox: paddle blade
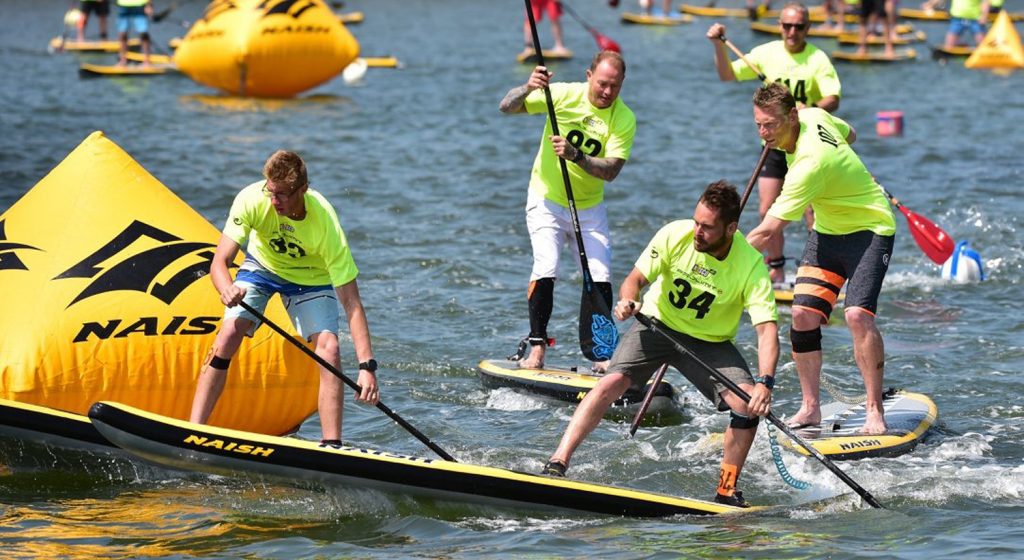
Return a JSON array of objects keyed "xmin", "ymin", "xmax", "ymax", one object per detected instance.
[
  {"xmin": 596, "ymin": 34, "xmax": 621, "ymax": 53},
  {"xmin": 579, "ymin": 289, "xmax": 618, "ymax": 361},
  {"xmin": 900, "ymin": 206, "xmax": 956, "ymax": 264}
]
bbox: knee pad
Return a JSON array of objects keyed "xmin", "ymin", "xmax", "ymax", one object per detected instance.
[
  {"xmin": 730, "ymin": 411, "xmax": 760, "ymax": 430},
  {"xmin": 790, "ymin": 326, "xmax": 822, "ymax": 353}
]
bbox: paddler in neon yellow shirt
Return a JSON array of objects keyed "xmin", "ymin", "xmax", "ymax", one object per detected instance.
[
  {"xmin": 542, "ymin": 181, "xmax": 779, "ymax": 508},
  {"xmin": 746, "ymin": 83, "xmax": 896, "ymax": 436},
  {"xmin": 116, "ymin": 0, "xmax": 152, "ymax": 67},
  {"xmin": 706, "ymin": 2, "xmax": 841, "ymax": 285},
  {"xmin": 189, "ymin": 150, "xmax": 380, "ymax": 447},
  {"xmin": 499, "ymin": 50, "xmax": 636, "ymax": 371},
  {"xmin": 944, "ymin": 0, "xmax": 991, "ymax": 48}
]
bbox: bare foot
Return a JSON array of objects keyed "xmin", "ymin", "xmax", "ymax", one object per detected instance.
[
  {"xmin": 550, "ymin": 45, "xmax": 570, "ymax": 55},
  {"xmin": 786, "ymin": 408, "xmax": 821, "ymax": 428},
  {"xmin": 860, "ymin": 411, "xmax": 888, "ymax": 435},
  {"xmin": 885, "ymin": 47, "xmax": 895, "ymax": 59},
  {"xmin": 855, "ymin": 46, "xmax": 867, "ymax": 56},
  {"xmin": 518, "ymin": 345, "xmax": 545, "ymax": 370}
]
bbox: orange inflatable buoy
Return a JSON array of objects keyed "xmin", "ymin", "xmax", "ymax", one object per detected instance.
[
  {"xmin": 173, "ymin": 0, "xmax": 360, "ymax": 97},
  {"xmin": 965, "ymin": 10, "xmax": 1024, "ymax": 70}
]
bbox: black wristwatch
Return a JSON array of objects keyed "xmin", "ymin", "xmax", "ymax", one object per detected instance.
[
  {"xmin": 358, "ymin": 359, "xmax": 378, "ymax": 373},
  {"xmin": 753, "ymin": 375, "xmax": 775, "ymax": 390}
]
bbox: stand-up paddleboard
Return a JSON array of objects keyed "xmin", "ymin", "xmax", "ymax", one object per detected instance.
[
  {"xmin": 898, "ymin": 8, "xmax": 951, "ymax": 20},
  {"xmin": 679, "ymin": 4, "xmax": 749, "ymax": 18},
  {"xmin": 88, "ymin": 401, "xmax": 747, "ymax": 517},
  {"xmin": 49, "ymin": 37, "xmax": 142, "ymax": 53},
  {"xmin": 831, "ymin": 48, "xmax": 918, "ymax": 63},
  {"xmin": 123, "ymin": 51, "xmax": 174, "ymax": 65},
  {"xmin": 517, "ymin": 49, "xmax": 574, "ymax": 65},
  {"xmin": 337, "ymin": 11, "xmax": 364, "ymax": 24},
  {"xmin": 0, "ymin": 398, "xmax": 113, "ymax": 452},
  {"xmin": 836, "ymin": 30, "xmax": 927, "ymax": 46},
  {"xmin": 363, "ymin": 56, "xmax": 403, "ymax": 68},
  {"xmin": 750, "ymin": 21, "xmax": 915, "ymax": 38},
  {"xmin": 931, "ymin": 44, "xmax": 975, "ymax": 58},
  {"xmin": 782, "ymin": 390, "xmax": 937, "ymax": 460},
  {"xmin": 621, "ymin": 12, "xmax": 694, "ymax": 25},
  {"xmin": 79, "ymin": 62, "xmax": 176, "ymax": 77},
  {"xmin": 477, "ymin": 359, "xmax": 678, "ymax": 416}
]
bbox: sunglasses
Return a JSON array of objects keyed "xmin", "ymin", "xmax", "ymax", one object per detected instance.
[{"xmin": 781, "ymin": 22, "xmax": 808, "ymax": 31}]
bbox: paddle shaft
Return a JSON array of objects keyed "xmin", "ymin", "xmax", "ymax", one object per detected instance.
[
  {"xmin": 627, "ymin": 144, "xmax": 770, "ymax": 435},
  {"xmin": 633, "ymin": 312, "xmax": 884, "ymax": 509},
  {"xmin": 719, "ymin": 36, "xmax": 767, "ymax": 82},
  {"xmin": 237, "ymin": 300, "xmax": 457, "ymax": 462},
  {"xmin": 525, "ymin": 0, "xmax": 616, "ymax": 361}
]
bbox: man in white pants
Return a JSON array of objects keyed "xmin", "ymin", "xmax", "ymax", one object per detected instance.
[{"xmin": 499, "ymin": 50, "xmax": 636, "ymax": 370}]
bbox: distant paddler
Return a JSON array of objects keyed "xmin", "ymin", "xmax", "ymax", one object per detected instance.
[
  {"xmin": 77, "ymin": 0, "xmax": 110, "ymax": 42},
  {"xmin": 855, "ymin": 0, "xmax": 898, "ymax": 57},
  {"xmin": 706, "ymin": 2, "xmax": 841, "ymax": 285},
  {"xmin": 116, "ymin": 0, "xmax": 152, "ymax": 67},
  {"xmin": 746, "ymin": 83, "xmax": 896, "ymax": 435},
  {"xmin": 944, "ymin": 0, "xmax": 991, "ymax": 48}
]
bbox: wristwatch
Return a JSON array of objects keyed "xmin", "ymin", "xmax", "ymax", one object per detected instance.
[
  {"xmin": 753, "ymin": 375, "xmax": 775, "ymax": 390},
  {"xmin": 358, "ymin": 359, "xmax": 378, "ymax": 373},
  {"xmin": 571, "ymin": 147, "xmax": 585, "ymax": 163}
]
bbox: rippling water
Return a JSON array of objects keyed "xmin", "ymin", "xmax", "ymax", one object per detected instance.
[{"xmin": 2, "ymin": 0, "xmax": 1024, "ymax": 557}]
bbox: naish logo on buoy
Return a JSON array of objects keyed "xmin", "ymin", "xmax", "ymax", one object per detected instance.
[
  {"xmin": 201, "ymin": 0, "xmax": 238, "ymax": 23},
  {"xmin": 57, "ymin": 220, "xmax": 216, "ymax": 307},
  {"xmin": 0, "ymin": 219, "xmax": 42, "ymax": 271},
  {"xmin": 260, "ymin": 0, "xmax": 319, "ymax": 19},
  {"xmin": 184, "ymin": 434, "xmax": 275, "ymax": 457}
]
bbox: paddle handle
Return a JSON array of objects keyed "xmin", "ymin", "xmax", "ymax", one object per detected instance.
[
  {"xmin": 238, "ymin": 300, "xmax": 457, "ymax": 462},
  {"xmin": 719, "ymin": 36, "xmax": 767, "ymax": 82},
  {"xmin": 627, "ymin": 363, "xmax": 669, "ymax": 437},
  {"xmin": 633, "ymin": 312, "xmax": 883, "ymax": 508}
]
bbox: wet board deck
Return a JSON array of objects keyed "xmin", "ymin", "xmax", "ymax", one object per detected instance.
[
  {"xmin": 478, "ymin": 359, "xmax": 678, "ymax": 417},
  {"xmin": 516, "ymin": 49, "xmax": 574, "ymax": 64},
  {"xmin": 79, "ymin": 62, "xmax": 176, "ymax": 77},
  {"xmin": 831, "ymin": 48, "xmax": 918, "ymax": 62},
  {"xmin": 49, "ymin": 37, "xmax": 142, "ymax": 53},
  {"xmin": 88, "ymin": 401, "xmax": 745, "ymax": 517},
  {"xmin": 782, "ymin": 390, "xmax": 937, "ymax": 460},
  {"xmin": 678, "ymin": 4, "xmax": 750, "ymax": 18},
  {"xmin": 621, "ymin": 12, "xmax": 694, "ymax": 25},
  {"xmin": 836, "ymin": 30, "xmax": 927, "ymax": 45},
  {"xmin": 750, "ymin": 21, "xmax": 915, "ymax": 38}
]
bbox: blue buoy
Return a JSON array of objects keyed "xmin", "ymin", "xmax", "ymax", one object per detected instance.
[{"xmin": 941, "ymin": 240, "xmax": 985, "ymax": 283}]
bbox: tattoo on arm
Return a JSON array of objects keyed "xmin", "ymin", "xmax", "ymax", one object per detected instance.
[
  {"xmin": 499, "ymin": 85, "xmax": 531, "ymax": 113},
  {"xmin": 577, "ymin": 157, "xmax": 626, "ymax": 182}
]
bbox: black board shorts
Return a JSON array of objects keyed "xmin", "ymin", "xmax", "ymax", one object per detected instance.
[{"xmin": 80, "ymin": 0, "xmax": 111, "ymax": 17}]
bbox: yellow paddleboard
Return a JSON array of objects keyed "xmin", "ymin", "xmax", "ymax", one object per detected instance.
[
  {"xmin": 836, "ymin": 30, "xmax": 927, "ymax": 45},
  {"xmin": 50, "ymin": 37, "xmax": 142, "ymax": 53},
  {"xmin": 931, "ymin": 44, "xmax": 975, "ymax": 57},
  {"xmin": 363, "ymin": 56, "xmax": 402, "ymax": 68},
  {"xmin": 516, "ymin": 49, "xmax": 573, "ymax": 65},
  {"xmin": 678, "ymin": 4, "xmax": 749, "ymax": 18},
  {"xmin": 79, "ymin": 62, "xmax": 176, "ymax": 77},
  {"xmin": 832, "ymin": 48, "xmax": 918, "ymax": 62},
  {"xmin": 621, "ymin": 12, "xmax": 693, "ymax": 25},
  {"xmin": 750, "ymin": 21, "xmax": 914, "ymax": 38},
  {"xmin": 337, "ymin": 11, "xmax": 364, "ymax": 24},
  {"xmin": 124, "ymin": 51, "xmax": 174, "ymax": 65}
]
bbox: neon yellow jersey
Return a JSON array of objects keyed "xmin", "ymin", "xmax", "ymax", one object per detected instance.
[
  {"xmin": 524, "ymin": 82, "xmax": 636, "ymax": 210},
  {"xmin": 950, "ymin": 0, "xmax": 984, "ymax": 19},
  {"xmin": 635, "ymin": 220, "xmax": 777, "ymax": 343},
  {"xmin": 117, "ymin": 0, "xmax": 149, "ymax": 6},
  {"xmin": 222, "ymin": 181, "xmax": 359, "ymax": 287},
  {"xmin": 768, "ymin": 109, "xmax": 896, "ymax": 236},
  {"xmin": 732, "ymin": 41, "xmax": 841, "ymax": 107}
]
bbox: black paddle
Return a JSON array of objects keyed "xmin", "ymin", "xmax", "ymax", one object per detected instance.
[
  {"xmin": 627, "ymin": 144, "xmax": 772, "ymax": 437},
  {"xmin": 237, "ymin": 300, "xmax": 457, "ymax": 462},
  {"xmin": 632, "ymin": 311, "xmax": 883, "ymax": 508},
  {"xmin": 524, "ymin": 0, "xmax": 618, "ymax": 363}
]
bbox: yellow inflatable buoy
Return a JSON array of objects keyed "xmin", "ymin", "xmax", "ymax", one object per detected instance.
[
  {"xmin": 64, "ymin": 8, "xmax": 83, "ymax": 27},
  {"xmin": 174, "ymin": 0, "xmax": 360, "ymax": 97},
  {"xmin": 965, "ymin": 10, "xmax": 1024, "ymax": 70},
  {"xmin": 0, "ymin": 131, "xmax": 319, "ymax": 435}
]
